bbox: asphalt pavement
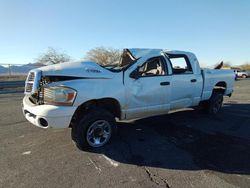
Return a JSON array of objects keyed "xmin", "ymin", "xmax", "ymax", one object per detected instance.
[{"xmin": 0, "ymin": 79, "xmax": 250, "ymax": 188}]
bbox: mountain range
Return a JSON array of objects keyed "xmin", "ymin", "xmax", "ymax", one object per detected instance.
[{"xmin": 0, "ymin": 63, "xmax": 43, "ymax": 75}]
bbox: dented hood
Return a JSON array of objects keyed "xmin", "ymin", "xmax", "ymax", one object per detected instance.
[{"xmin": 36, "ymin": 61, "xmax": 113, "ymax": 78}]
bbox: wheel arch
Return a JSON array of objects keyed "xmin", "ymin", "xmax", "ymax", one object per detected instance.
[
  {"xmin": 212, "ymin": 81, "xmax": 227, "ymax": 95},
  {"xmin": 69, "ymin": 97, "xmax": 121, "ymax": 128}
]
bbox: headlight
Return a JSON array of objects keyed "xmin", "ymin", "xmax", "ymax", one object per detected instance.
[{"xmin": 44, "ymin": 86, "xmax": 77, "ymax": 106}]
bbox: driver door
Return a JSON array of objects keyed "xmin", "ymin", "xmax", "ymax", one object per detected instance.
[{"xmin": 124, "ymin": 56, "xmax": 172, "ymax": 119}]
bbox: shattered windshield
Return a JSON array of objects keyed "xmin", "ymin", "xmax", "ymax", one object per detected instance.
[
  {"xmin": 101, "ymin": 63, "xmax": 124, "ymax": 71},
  {"xmin": 101, "ymin": 49, "xmax": 137, "ymax": 72},
  {"xmin": 101, "ymin": 60, "xmax": 137, "ymax": 72}
]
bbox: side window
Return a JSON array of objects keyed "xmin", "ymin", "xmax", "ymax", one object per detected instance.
[
  {"xmin": 169, "ymin": 55, "xmax": 193, "ymax": 74},
  {"xmin": 138, "ymin": 57, "xmax": 166, "ymax": 77}
]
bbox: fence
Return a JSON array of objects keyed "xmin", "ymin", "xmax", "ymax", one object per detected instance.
[
  {"xmin": 0, "ymin": 63, "xmax": 44, "ymax": 93},
  {"xmin": 0, "ymin": 80, "xmax": 25, "ymax": 88}
]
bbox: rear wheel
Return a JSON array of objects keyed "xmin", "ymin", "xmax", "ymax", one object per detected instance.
[
  {"xmin": 72, "ymin": 108, "xmax": 117, "ymax": 150},
  {"xmin": 242, "ymin": 74, "xmax": 247, "ymax": 78},
  {"xmin": 202, "ymin": 92, "xmax": 224, "ymax": 114}
]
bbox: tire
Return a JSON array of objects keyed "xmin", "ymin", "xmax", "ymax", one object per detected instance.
[
  {"xmin": 72, "ymin": 108, "xmax": 117, "ymax": 150},
  {"xmin": 202, "ymin": 92, "xmax": 223, "ymax": 115},
  {"xmin": 242, "ymin": 74, "xmax": 247, "ymax": 78}
]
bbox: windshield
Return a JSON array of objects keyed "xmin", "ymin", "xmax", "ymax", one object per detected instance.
[
  {"xmin": 101, "ymin": 64, "xmax": 125, "ymax": 72},
  {"xmin": 101, "ymin": 49, "xmax": 137, "ymax": 72},
  {"xmin": 101, "ymin": 60, "xmax": 138, "ymax": 72}
]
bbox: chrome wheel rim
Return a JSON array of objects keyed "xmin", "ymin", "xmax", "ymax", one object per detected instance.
[{"xmin": 86, "ymin": 120, "xmax": 112, "ymax": 147}]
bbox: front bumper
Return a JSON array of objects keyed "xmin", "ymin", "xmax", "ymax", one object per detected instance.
[{"xmin": 22, "ymin": 95, "xmax": 77, "ymax": 128}]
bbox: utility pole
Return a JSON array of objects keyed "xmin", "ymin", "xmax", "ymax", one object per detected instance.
[{"xmin": 8, "ymin": 64, "xmax": 11, "ymax": 77}]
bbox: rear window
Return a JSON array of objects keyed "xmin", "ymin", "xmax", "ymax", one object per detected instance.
[{"xmin": 168, "ymin": 55, "xmax": 193, "ymax": 74}]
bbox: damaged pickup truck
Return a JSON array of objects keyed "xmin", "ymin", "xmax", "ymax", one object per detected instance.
[{"xmin": 22, "ymin": 48, "xmax": 235, "ymax": 149}]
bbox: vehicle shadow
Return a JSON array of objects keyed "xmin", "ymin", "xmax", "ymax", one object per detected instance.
[{"xmin": 88, "ymin": 103, "xmax": 250, "ymax": 175}]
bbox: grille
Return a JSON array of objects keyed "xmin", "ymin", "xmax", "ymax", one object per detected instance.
[
  {"xmin": 25, "ymin": 83, "xmax": 33, "ymax": 93},
  {"xmin": 27, "ymin": 72, "xmax": 35, "ymax": 81},
  {"xmin": 24, "ymin": 70, "xmax": 42, "ymax": 95},
  {"xmin": 25, "ymin": 72, "xmax": 34, "ymax": 93},
  {"xmin": 39, "ymin": 87, "xmax": 44, "ymax": 98}
]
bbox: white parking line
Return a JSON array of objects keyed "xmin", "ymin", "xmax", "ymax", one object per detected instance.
[
  {"xmin": 88, "ymin": 157, "xmax": 102, "ymax": 173},
  {"xmin": 22, "ymin": 151, "xmax": 31, "ymax": 155},
  {"xmin": 102, "ymin": 155, "xmax": 119, "ymax": 167}
]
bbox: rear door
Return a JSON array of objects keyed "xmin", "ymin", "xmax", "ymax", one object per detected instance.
[
  {"xmin": 168, "ymin": 54, "xmax": 202, "ymax": 109},
  {"xmin": 124, "ymin": 56, "xmax": 172, "ymax": 119}
]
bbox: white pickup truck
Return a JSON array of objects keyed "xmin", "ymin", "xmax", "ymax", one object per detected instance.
[{"xmin": 22, "ymin": 48, "xmax": 235, "ymax": 149}]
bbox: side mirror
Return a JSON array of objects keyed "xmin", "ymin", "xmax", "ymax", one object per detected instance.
[{"xmin": 130, "ymin": 68, "xmax": 140, "ymax": 79}]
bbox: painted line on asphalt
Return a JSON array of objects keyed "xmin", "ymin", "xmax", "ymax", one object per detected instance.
[
  {"xmin": 88, "ymin": 157, "xmax": 102, "ymax": 173},
  {"xmin": 22, "ymin": 151, "xmax": 31, "ymax": 155},
  {"xmin": 102, "ymin": 155, "xmax": 119, "ymax": 167}
]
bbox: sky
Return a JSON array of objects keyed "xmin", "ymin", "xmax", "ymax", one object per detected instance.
[{"xmin": 0, "ymin": 0, "xmax": 249, "ymax": 66}]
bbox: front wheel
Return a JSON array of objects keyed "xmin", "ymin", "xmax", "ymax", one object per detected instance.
[{"xmin": 73, "ymin": 108, "xmax": 117, "ymax": 150}]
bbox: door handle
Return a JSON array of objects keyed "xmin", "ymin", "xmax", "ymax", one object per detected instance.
[
  {"xmin": 191, "ymin": 79, "xmax": 197, "ymax": 83},
  {"xmin": 160, "ymin": 81, "xmax": 170, "ymax": 86}
]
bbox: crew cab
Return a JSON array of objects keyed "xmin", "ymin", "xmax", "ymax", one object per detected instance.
[{"xmin": 22, "ymin": 48, "xmax": 235, "ymax": 149}]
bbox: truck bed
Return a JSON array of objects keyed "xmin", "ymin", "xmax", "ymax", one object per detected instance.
[{"xmin": 201, "ymin": 68, "xmax": 235, "ymax": 101}]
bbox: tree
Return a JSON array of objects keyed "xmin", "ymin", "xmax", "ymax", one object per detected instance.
[
  {"xmin": 240, "ymin": 63, "xmax": 250, "ymax": 71},
  {"xmin": 36, "ymin": 47, "xmax": 71, "ymax": 65},
  {"xmin": 85, "ymin": 47, "xmax": 121, "ymax": 65},
  {"xmin": 222, "ymin": 61, "xmax": 231, "ymax": 69}
]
